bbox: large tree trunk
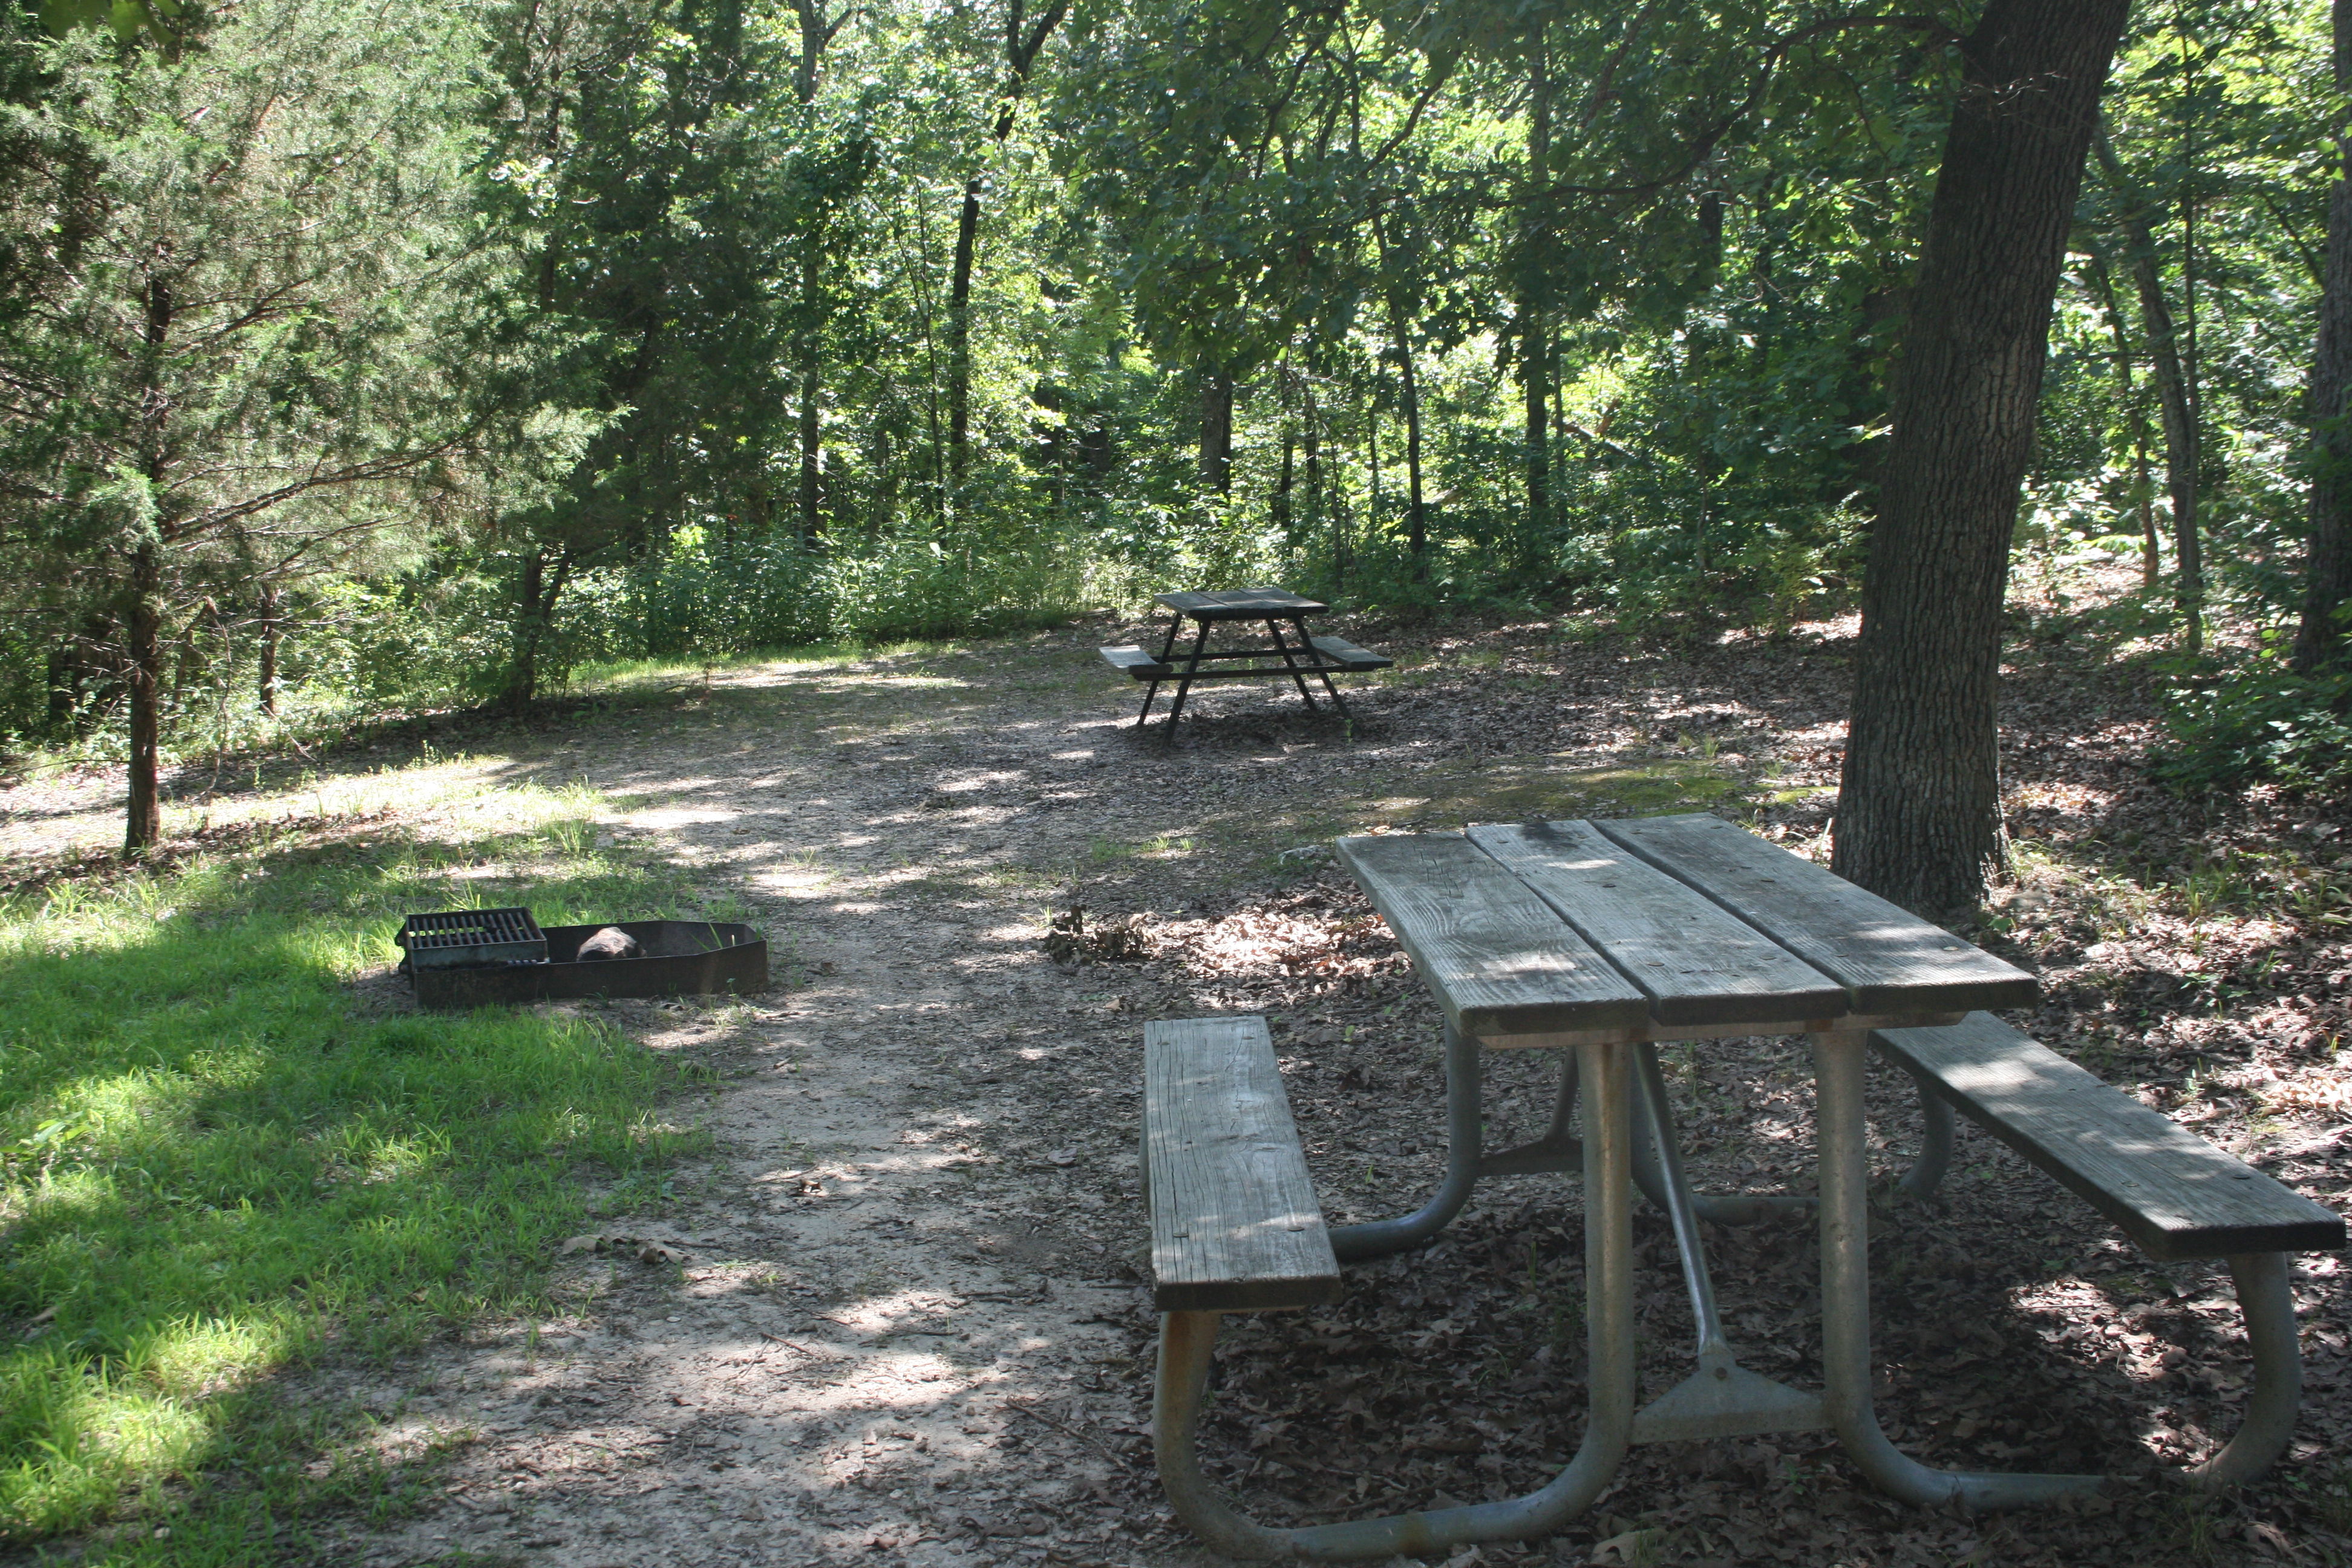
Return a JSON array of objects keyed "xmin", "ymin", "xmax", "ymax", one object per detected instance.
[
  {"xmin": 2298, "ymin": 0, "xmax": 2352, "ymax": 671},
  {"xmin": 1833, "ymin": 0, "xmax": 2128, "ymax": 915},
  {"xmin": 2093, "ymin": 128, "xmax": 2203, "ymax": 647},
  {"xmin": 942, "ymin": 0, "xmax": 1067, "ymax": 512}
]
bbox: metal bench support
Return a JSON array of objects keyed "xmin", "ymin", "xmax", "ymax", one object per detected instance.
[{"xmin": 1152, "ymin": 1039, "xmax": 1637, "ymax": 1560}]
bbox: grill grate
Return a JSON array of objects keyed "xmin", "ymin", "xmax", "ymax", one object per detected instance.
[{"xmin": 397, "ymin": 907, "xmax": 547, "ymax": 970}]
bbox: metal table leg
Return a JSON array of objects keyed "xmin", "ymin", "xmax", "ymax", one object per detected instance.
[
  {"xmin": 1266, "ymin": 618, "xmax": 1321, "ymax": 714},
  {"xmin": 1327, "ymin": 1019, "xmax": 1481, "ymax": 1263},
  {"xmin": 1627, "ymin": 1044, "xmax": 1826, "ymax": 1443},
  {"xmin": 1811, "ymin": 1025, "xmax": 2104, "ymax": 1509},
  {"xmin": 1161, "ymin": 617, "xmax": 1212, "ymax": 736},
  {"xmin": 1296, "ymin": 615, "xmax": 1353, "ymax": 722},
  {"xmin": 1136, "ymin": 612, "xmax": 1184, "ymax": 728},
  {"xmin": 1150, "ymin": 1040, "xmax": 1636, "ymax": 1560}
]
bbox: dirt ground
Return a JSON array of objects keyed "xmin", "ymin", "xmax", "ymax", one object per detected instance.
[{"xmin": 5, "ymin": 590, "xmax": 2348, "ymax": 1567}]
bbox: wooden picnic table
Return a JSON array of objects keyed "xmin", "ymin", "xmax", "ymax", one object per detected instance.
[
  {"xmin": 1142, "ymin": 814, "xmax": 2342, "ymax": 1560},
  {"xmin": 1099, "ymin": 586, "xmax": 1390, "ymax": 734}
]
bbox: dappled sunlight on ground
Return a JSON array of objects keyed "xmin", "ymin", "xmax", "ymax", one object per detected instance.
[{"xmin": 6, "ymin": 603, "xmax": 2348, "ymax": 1563}]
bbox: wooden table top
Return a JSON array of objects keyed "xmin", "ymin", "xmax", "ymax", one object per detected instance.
[
  {"xmin": 1153, "ymin": 586, "xmax": 1329, "ymax": 620},
  {"xmin": 1336, "ymin": 815, "xmax": 2037, "ymax": 1043}
]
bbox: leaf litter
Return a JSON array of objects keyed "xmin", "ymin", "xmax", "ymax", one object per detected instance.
[{"xmin": 10, "ymin": 594, "xmax": 2340, "ymax": 1567}]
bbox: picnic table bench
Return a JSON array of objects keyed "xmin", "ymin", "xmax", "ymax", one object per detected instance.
[
  {"xmin": 1100, "ymin": 586, "xmax": 1391, "ymax": 735},
  {"xmin": 1138, "ymin": 816, "xmax": 2343, "ymax": 1561}
]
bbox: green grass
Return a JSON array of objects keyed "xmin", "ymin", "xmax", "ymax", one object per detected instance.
[{"xmin": 0, "ymin": 779, "xmax": 722, "ymax": 1560}]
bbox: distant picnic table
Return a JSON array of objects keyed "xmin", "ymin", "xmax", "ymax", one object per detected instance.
[{"xmin": 1099, "ymin": 586, "xmax": 1390, "ymax": 735}]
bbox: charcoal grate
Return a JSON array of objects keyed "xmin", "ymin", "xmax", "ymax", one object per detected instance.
[{"xmin": 397, "ymin": 907, "xmax": 547, "ymax": 970}]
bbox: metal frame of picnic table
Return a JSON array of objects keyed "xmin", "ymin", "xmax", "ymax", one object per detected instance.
[
  {"xmin": 1136, "ymin": 587, "xmax": 1354, "ymax": 732},
  {"xmin": 1151, "ymin": 818, "xmax": 2307, "ymax": 1562}
]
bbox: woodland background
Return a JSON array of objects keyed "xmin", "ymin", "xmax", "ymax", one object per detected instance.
[{"xmin": 2, "ymin": 0, "xmax": 2347, "ymax": 835}]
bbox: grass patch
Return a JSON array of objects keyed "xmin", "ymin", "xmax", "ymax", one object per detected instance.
[{"xmin": 0, "ymin": 778, "xmax": 720, "ymax": 1557}]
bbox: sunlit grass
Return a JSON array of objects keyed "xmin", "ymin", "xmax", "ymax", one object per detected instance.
[
  {"xmin": 567, "ymin": 636, "xmax": 957, "ymax": 693},
  {"xmin": 0, "ymin": 776, "xmax": 720, "ymax": 1557}
]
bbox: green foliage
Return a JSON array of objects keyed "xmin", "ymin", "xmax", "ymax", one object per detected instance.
[
  {"xmin": 0, "ymin": 0, "xmax": 2339, "ymax": 802},
  {"xmin": 0, "ymin": 784, "xmax": 710, "ymax": 1546},
  {"xmin": 2153, "ymin": 652, "xmax": 2352, "ymax": 795}
]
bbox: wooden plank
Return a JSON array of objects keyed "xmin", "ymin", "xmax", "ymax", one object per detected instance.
[
  {"xmin": 1308, "ymin": 635, "xmax": 1394, "ymax": 671},
  {"xmin": 1336, "ymin": 834, "xmax": 1651, "ymax": 1037},
  {"xmin": 1153, "ymin": 586, "xmax": 1327, "ymax": 620},
  {"xmin": 1467, "ymin": 822, "xmax": 1847, "ymax": 1027},
  {"xmin": 1596, "ymin": 814, "xmax": 2038, "ymax": 1014},
  {"xmin": 1145, "ymin": 1016, "xmax": 1341, "ymax": 1312},
  {"xmin": 1873, "ymin": 1013, "xmax": 2345, "ymax": 1260},
  {"xmin": 1099, "ymin": 645, "xmax": 1171, "ymax": 678}
]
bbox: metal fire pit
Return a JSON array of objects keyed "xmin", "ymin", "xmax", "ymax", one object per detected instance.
[
  {"xmin": 408, "ymin": 919, "xmax": 767, "ymax": 1010},
  {"xmin": 398, "ymin": 907, "xmax": 547, "ymax": 970}
]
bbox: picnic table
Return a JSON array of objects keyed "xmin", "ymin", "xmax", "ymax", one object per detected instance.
[
  {"xmin": 1099, "ymin": 586, "xmax": 1390, "ymax": 734},
  {"xmin": 1141, "ymin": 815, "xmax": 2344, "ymax": 1561}
]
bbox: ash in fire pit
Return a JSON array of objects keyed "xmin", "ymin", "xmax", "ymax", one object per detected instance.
[{"xmin": 575, "ymin": 926, "xmax": 642, "ymax": 962}]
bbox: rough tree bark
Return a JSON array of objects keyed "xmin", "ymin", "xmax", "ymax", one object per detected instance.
[
  {"xmin": 1833, "ymin": 0, "xmax": 2129, "ymax": 915},
  {"xmin": 944, "ymin": 0, "xmax": 1067, "ymax": 506},
  {"xmin": 2297, "ymin": 0, "xmax": 2352, "ymax": 672}
]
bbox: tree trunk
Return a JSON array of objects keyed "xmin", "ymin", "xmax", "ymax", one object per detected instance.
[
  {"xmin": 125, "ymin": 540, "xmax": 163, "ymax": 855},
  {"xmin": 1198, "ymin": 368, "xmax": 1233, "ymax": 497},
  {"xmin": 2081, "ymin": 246, "xmax": 2163, "ymax": 588},
  {"xmin": 505, "ymin": 547, "xmax": 575, "ymax": 713},
  {"xmin": 1302, "ymin": 382, "xmax": 1324, "ymax": 559},
  {"xmin": 126, "ymin": 269, "xmax": 173, "ymax": 857},
  {"xmin": 257, "ymin": 580, "xmax": 281, "ymax": 714},
  {"xmin": 1833, "ymin": 0, "xmax": 2128, "ymax": 916},
  {"xmin": 799, "ymin": 348, "xmax": 824, "ymax": 544},
  {"xmin": 946, "ymin": 173, "xmax": 981, "ymax": 500},
  {"xmin": 1521, "ymin": 24, "xmax": 1552, "ymax": 538},
  {"xmin": 942, "ymin": 0, "xmax": 1068, "ymax": 512},
  {"xmin": 2094, "ymin": 128, "xmax": 2202, "ymax": 647},
  {"xmin": 1391, "ymin": 298, "xmax": 1427, "ymax": 565},
  {"xmin": 2298, "ymin": 0, "xmax": 2352, "ymax": 671},
  {"xmin": 1272, "ymin": 414, "xmax": 1295, "ymax": 539}
]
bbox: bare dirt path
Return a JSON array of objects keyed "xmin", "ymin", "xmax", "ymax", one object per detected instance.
[{"xmin": 7, "ymin": 594, "xmax": 2345, "ymax": 1567}]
